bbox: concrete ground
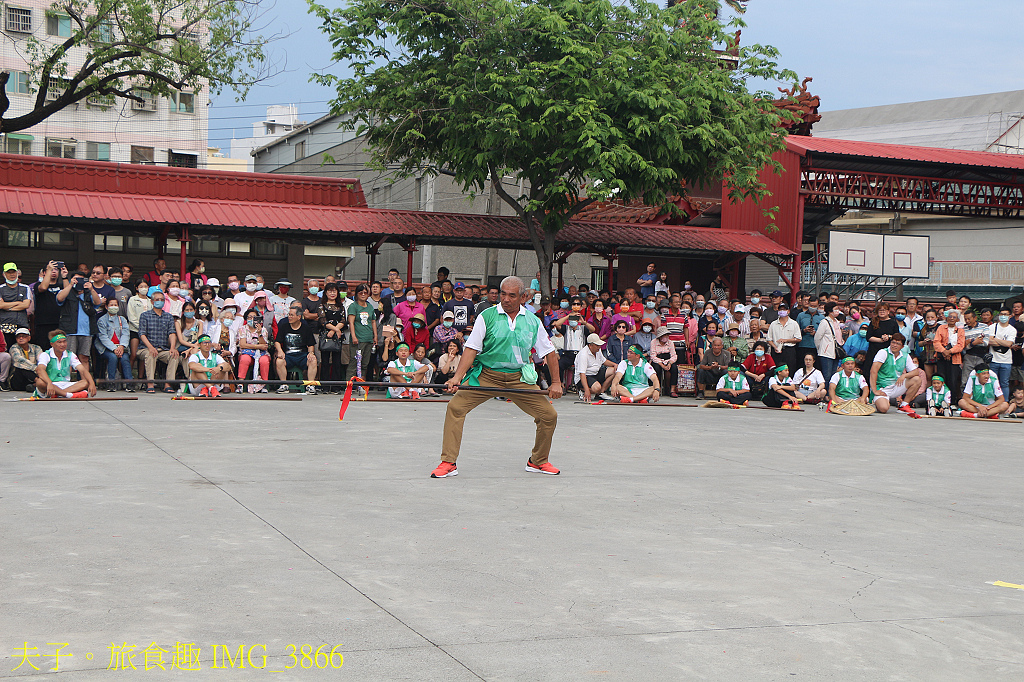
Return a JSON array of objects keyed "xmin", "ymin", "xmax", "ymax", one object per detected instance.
[{"xmin": 2, "ymin": 393, "xmax": 1024, "ymax": 681}]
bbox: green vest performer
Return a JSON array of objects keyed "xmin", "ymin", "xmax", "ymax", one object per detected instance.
[{"xmin": 431, "ymin": 276, "xmax": 562, "ymax": 478}]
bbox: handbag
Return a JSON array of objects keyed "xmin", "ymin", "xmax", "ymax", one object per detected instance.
[{"xmin": 319, "ymin": 333, "xmax": 342, "ymax": 353}]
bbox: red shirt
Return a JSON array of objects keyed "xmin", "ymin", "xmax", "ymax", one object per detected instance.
[{"xmin": 742, "ymin": 353, "xmax": 776, "ymax": 376}]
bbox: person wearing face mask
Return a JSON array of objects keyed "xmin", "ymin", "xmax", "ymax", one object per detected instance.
[
  {"xmin": 914, "ymin": 309, "xmax": 939, "ymax": 382},
  {"xmin": 742, "ymin": 340, "xmax": 776, "ymax": 400},
  {"xmin": 210, "ymin": 301, "xmax": 239, "ymax": 369},
  {"xmin": 442, "ymin": 281, "xmax": 476, "ymax": 334},
  {"xmin": 722, "ymin": 322, "xmax": 749, "ymax": 363},
  {"xmin": 551, "ymin": 297, "xmax": 593, "ymax": 379},
  {"xmin": 175, "ymin": 301, "xmax": 204, "ymax": 361},
  {"xmin": 796, "ymin": 296, "xmax": 824, "ymax": 368},
  {"xmin": 845, "ymin": 304, "xmax": 864, "ymax": 338},
  {"xmin": 1, "ymin": 262, "xmax": 31, "ymax": 350},
  {"xmin": 95, "ymin": 299, "xmax": 133, "ymax": 391},
  {"xmin": 988, "ymin": 307, "xmax": 1017, "ymax": 399},
  {"xmin": 844, "ymin": 320, "xmax": 870, "ymax": 358},
  {"xmin": 195, "ymin": 300, "xmax": 216, "ymax": 335},
  {"xmin": 163, "ymin": 279, "xmax": 185, "ymax": 319},
  {"xmin": 588, "ymin": 298, "xmax": 612, "ymax": 341},
  {"xmin": 234, "ymin": 274, "xmax": 259, "ymax": 313},
  {"xmin": 663, "ymin": 293, "xmax": 696, "ymax": 364},
  {"xmin": 126, "ymin": 279, "xmax": 153, "ymax": 378},
  {"xmin": 393, "ymin": 284, "xmax": 426, "ymax": 333},
  {"xmin": 405, "ymin": 311, "xmax": 430, "ymax": 348},
  {"xmin": 697, "ymin": 302, "xmax": 719, "ymax": 337},
  {"xmin": 225, "ymin": 274, "xmax": 241, "ymax": 298},
  {"xmin": 745, "ymin": 289, "xmax": 766, "ymax": 318},
  {"xmin": 433, "ymin": 310, "xmax": 461, "ymax": 349},
  {"xmin": 729, "ymin": 303, "xmax": 750, "ymax": 337},
  {"xmin": 184, "ymin": 259, "xmax": 207, "ymax": 291},
  {"xmin": 138, "ymin": 291, "xmax": 179, "ymax": 393},
  {"xmin": 105, "ymin": 266, "xmax": 131, "ymax": 315},
  {"xmin": 641, "ymin": 296, "xmax": 661, "ymax": 326},
  {"xmin": 237, "ymin": 308, "xmax": 271, "ymax": 393},
  {"xmin": 767, "ymin": 302, "xmax": 801, "ymax": 373},
  {"xmin": 633, "ymin": 319, "xmax": 656, "ymax": 356}
]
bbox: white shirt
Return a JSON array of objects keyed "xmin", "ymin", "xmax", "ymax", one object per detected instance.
[
  {"xmin": 574, "ymin": 346, "xmax": 608, "ymax": 384},
  {"xmin": 793, "ymin": 368, "xmax": 825, "ymax": 390},
  {"xmin": 269, "ymin": 294, "xmax": 296, "ymax": 322},
  {"xmin": 465, "ymin": 305, "xmax": 556, "ymax": 357},
  {"xmin": 716, "ymin": 374, "xmax": 749, "ymax": 390},
  {"xmin": 616, "ymin": 359, "xmax": 656, "ymax": 381},
  {"xmin": 37, "ymin": 349, "xmax": 83, "ymax": 370},
  {"xmin": 963, "ymin": 371, "xmax": 1003, "ymax": 400},
  {"xmin": 829, "ymin": 370, "xmax": 868, "ymax": 390},
  {"xmin": 767, "ymin": 317, "xmax": 801, "ymax": 350},
  {"xmin": 872, "ymin": 348, "xmax": 918, "ymax": 373},
  {"xmin": 233, "ymin": 291, "xmax": 256, "ymax": 313},
  {"xmin": 989, "ymin": 323, "xmax": 1016, "ymax": 364}
]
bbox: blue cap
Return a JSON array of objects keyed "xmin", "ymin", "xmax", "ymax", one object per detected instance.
[{"xmin": 454, "ymin": 281, "xmax": 466, "ymax": 290}]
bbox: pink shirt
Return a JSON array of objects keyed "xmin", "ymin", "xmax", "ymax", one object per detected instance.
[{"xmin": 393, "ymin": 301, "xmax": 425, "ymax": 331}]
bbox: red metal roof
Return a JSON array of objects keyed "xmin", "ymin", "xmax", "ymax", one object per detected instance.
[
  {"xmin": 0, "ymin": 154, "xmax": 367, "ymax": 207},
  {"xmin": 786, "ymin": 136, "xmax": 1024, "ymax": 171},
  {"xmin": 0, "ymin": 185, "xmax": 792, "ymax": 256}
]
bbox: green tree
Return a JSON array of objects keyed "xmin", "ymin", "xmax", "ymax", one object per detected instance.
[
  {"xmin": 0, "ymin": 0, "xmax": 272, "ymax": 133},
  {"xmin": 311, "ymin": 0, "xmax": 796, "ymax": 297}
]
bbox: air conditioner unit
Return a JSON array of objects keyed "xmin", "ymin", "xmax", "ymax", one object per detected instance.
[{"xmin": 131, "ymin": 96, "xmax": 156, "ymax": 111}]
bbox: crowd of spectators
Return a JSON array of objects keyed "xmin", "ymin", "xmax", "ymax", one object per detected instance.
[{"xmin": 3, "ymin": 256, "xmax": 1024, "ymax": 416}]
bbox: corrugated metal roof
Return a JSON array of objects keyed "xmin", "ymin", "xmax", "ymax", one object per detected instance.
[
  {"xmin": 0, "ymin": 187, "xmax": 793, "ymax": 257},
  {"xmin": 787, "ymin": 136, "xmax": 1024, "ymax": 171}
]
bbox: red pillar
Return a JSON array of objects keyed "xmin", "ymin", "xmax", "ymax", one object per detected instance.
[
  {"xmin": 179, "ymin": 225, "xmax": 188, "ymax": 282},
  {"xmin": 791, "ymin": 196, "xmax": 806, "ymax": 305}
]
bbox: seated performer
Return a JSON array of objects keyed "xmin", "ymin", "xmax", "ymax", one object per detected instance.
[
  {"xmin": 828, "ymin": 356, "xmax": 873, "ymax": 415},
  {"xmin": 387, "ymin": 342, "xmax": 430, "ymax": 399},
  {"xmin": 715, "ymin": 363, "xmax": 751, "ymax": 405},
  {"xmin": 925, "ymin": 375, "xmax": 953, "ymax": 417},
  {"xmin": 610, "ymin": 344, "xmax": 661, "ymax": 403},
  {"xmin": 34, "ymin": 329, "xmax": 96, "ymax": 399},
  {"xmin": 763, "ymin": 364, "xmax": 801, "ymax": 408},
  {"xmin": 869, "ymin": 333, "xmax": 921, "ymax": 415},
  {"xmin": 187, "ymin": 334, "xmax": 233, "ymax": 397},
  {"xmin": 958, "ymin": 364, "xmax": 1011, "ymax": 418}
]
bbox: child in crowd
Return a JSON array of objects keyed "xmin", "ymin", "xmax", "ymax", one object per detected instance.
[
  {"xmin": 1007, "ymin": 387, "xmax": 1024, "ymax": 418},
  {"xmin": 925, "ymin": 375, "xmax": 952, "ymax": 417},
  {"xmin": 763, "ymin": 364, "xmax": 802, "ymax": 409},
  {"xmin": 715, "ymin": 363, "xmax": 751, "ymax": 405},
  {"xmin": 386, "ymin": 342, "xmax": 429, "ymax": 399}
]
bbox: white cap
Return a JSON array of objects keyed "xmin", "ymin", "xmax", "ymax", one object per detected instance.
[
  {"xmin": 15, "ymin": 327, "xmax": 30, "ymax": 336},
  {"xmin": 734, "ymin": 304, "xmax": 745, "ymax": 313},
  {"xmin": 207, "ymin": 277, "xmax": 220, "ymax": 287}
]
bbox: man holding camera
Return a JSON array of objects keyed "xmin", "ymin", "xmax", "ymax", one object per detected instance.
[{"xmin": 56, "ymin": 269, "xmax": 102, "ymax": 370}]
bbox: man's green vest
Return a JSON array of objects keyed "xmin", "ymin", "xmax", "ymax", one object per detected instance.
[
  {"xmin": 834, "ymin": 372, "xmax": 861, "ymax": 400},
  {"xmin": 45, "ymin": 351, "xmax": 72, "ymax": 383},
  {"xmin": 622, "ymin": 358, "xmax": 651, "ymax": 390},
  {"xmin": 876, "ymin": 348, "xmax": 908, "ymax": 389},
  {"xmin": 971, "ymin": 377, "xmax": 996, "ymax": 404},
  {"xmin": 466, "ymin": 305, "xmax": 540, "ymax": 386}
]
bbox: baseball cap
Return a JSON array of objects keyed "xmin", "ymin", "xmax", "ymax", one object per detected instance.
[
  {"xmin": 770, "ymin": 290, "xmax": 784, "ymax": 298},
  {"xmin": 15, "ymin": 327, "xmax": 30, "ymax": 337},
  {"xmin": 207, "ymin": 277, "xmax": 221, "ymax": 287},
  {"xmin": 275, "ymin": 278, "xmax": 293, "ymax": 287},
  {"xmin": 586, "ymin": 333, "xmax": 603, "ymax": 345},
  {"xmin": 3, "ymin": 262, "xmax": 17, "ymax": 272},
  {"xmin": 734, "ymin": 304, "xmax": 745, "ymax": 313},
  {"xmin": 442, "ymin": 311, "xmax": 455, "ymax": 320},
  {"xmin": 244, "ymin": 273, "xmax": 258, "ymax": 282},
  {"xmin": 454, "ymin": 281, "xmax": 466, "ymax": 290}
]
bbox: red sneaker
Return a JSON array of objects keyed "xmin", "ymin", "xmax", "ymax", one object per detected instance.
[
  {"xmin": 198, "ymin": 386, "xmax": 209, "ymax": 397},
  {"xmin": 430, "ymin": 462, "xmax": 458, "ymax": 478},
  {"xmin": 410, "ymin": 391, "xmax": 420, "ymax": 400},
  {"xmin": 619, "ymin": 396, "xmax": 633, "ymax": 403},
  {"xmin": 960, "ymin": 411, "xmax": 977, "ymax": 418},
  {"xmin": 210, "ymin": 386, "xmax": 221, "ymax": 398},
  {"xmin": 897, "ymin": 404, "xmax": 916, "ymax": 415},
  {"xmin": 637, "ymin": 398, "xmax": 649, "ymax": 404},
  {"xmin": 70, "ymin": 391, "xmax": 89, "ymax": 399},
  {"xmin": 988, "ymin": 413, "xmax": 1001, "ymax": 420},
  {"xmin": 525, "ymin": 460, "xmax": 560, "ymax": 475}
]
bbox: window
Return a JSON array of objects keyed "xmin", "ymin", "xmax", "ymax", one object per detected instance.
[
  {"xmin": 5, "ymin": 230, "xmax": 74, "ymax": 249},
  {"xmin": 125, "ymin": 236, "xmax": 155, "ymax": 251},
  {"xmin": 85, "ymin": 141, "xmax": 110, "ymax": 161},
  {"xmin": 130, "ymin": 145, "xmax": 154, "ymax": 164},
  {"xmin": 6, "ymin": 230, "xmax": 29, "ymax": 248},
  {"xmin": 131, "ymin": 89, "xmax": 156, "ymax": 111},
  {"xmin": 5, "ymin": 71, "xmax": 30, "ymax": 96},
  {"xmin": 94, "ymin": 235, "xmax": 123, "ymax": 251},
  {"xmin": 194, "ymin": 239, "xmax": 222, "ymax": 254},
  {"xmin": 168, "ymin": 151, "xmax": 197, "ymax": 168},
  {"xmin": 5, "ymin": 5, "xmax": 32, "ymax": 32},
  {"xmin": 3, "ymin": 134, "xmax": 32, "ymax": 154},
  {"xmin": 92, "ymin": 19, "xmax": 112, "ymax": 43},
  {"xmin": 46, "ymin": 12, "xmax": 72, "ymax": 37},
  {"xmin": 46, "ymin": 138, "xmax": 76, "ymax": 159},
  {"xmin": 168, "ymin": 91, "xmax": 194, "ymax": 114},
  {"xmin": 44, "ymin": 76, "xmax": 70, "ymax": 102},
  {"xmin": 294, "ymin": 140, "xmax": 305, "ymax": 161},
  {"xmin": 86, "ymin": 93, "xmax": 115, "ymax": 108},
  {"xmin": 255, "ymin": 241, "xmax": 286, "ymax": 258}
]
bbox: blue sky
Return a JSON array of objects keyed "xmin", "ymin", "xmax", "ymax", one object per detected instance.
[{"xmin": 208, "ymin": 0, "xmax": 1024, "ymax": 150}]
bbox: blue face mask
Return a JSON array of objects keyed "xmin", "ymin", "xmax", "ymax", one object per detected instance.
[
  {"xmin": 443, "ymin": 320, "xmax": 453, "ymax": 328},
  {"xmin": 858, "ymin": 329, "xmax": 868, "ymax": 337},
  {"xmin": 184, "ymin": 311, "xmax": 195, "ymax": 319},
  {"xmin": 256, "ymin": 283, "xmax": 264, "ymax": 290},
  {"xmin": 895, "ymin": 314, "xmax": 906, "ymax": 321},
  {"xmin": 559, "ymin": 301, "xmax": 569, "ymax": 309},
  {"xmin": 153, "ymin": 300, "xmax": 164, "ymax": 309},
  {"xmin": 754, "ymin": 349, "xmax": 764, "ymax": 358}
]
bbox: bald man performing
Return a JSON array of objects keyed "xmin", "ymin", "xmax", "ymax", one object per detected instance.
[{"xmin": 432, "ymin": 276, "xmax": 563, "ymax": 478}]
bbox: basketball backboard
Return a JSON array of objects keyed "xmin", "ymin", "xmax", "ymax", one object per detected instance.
[
  {"xmin": 828, "ymin": 232, "xmax": 883, "ymax": 276},
  {"xmin": 882, "ymin": 234, "xmax": 930, "ymax": 278}
]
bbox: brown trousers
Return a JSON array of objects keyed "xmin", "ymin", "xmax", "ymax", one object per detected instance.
[{"xmin": 441, "ymin": 367, "xmax": 557, "ymax": 465}]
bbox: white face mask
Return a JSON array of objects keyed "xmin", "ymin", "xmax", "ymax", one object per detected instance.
[
  {"xmin": 406, "ymin": 293, "xmax": 416, "ymax": 302},
  {"xmin": 168, "ymin": 287, "xmax": 180, "ymax": 297},
  {"xmin": 246, "ymin": 283, "xmax": 257, "ymax": 292}
]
